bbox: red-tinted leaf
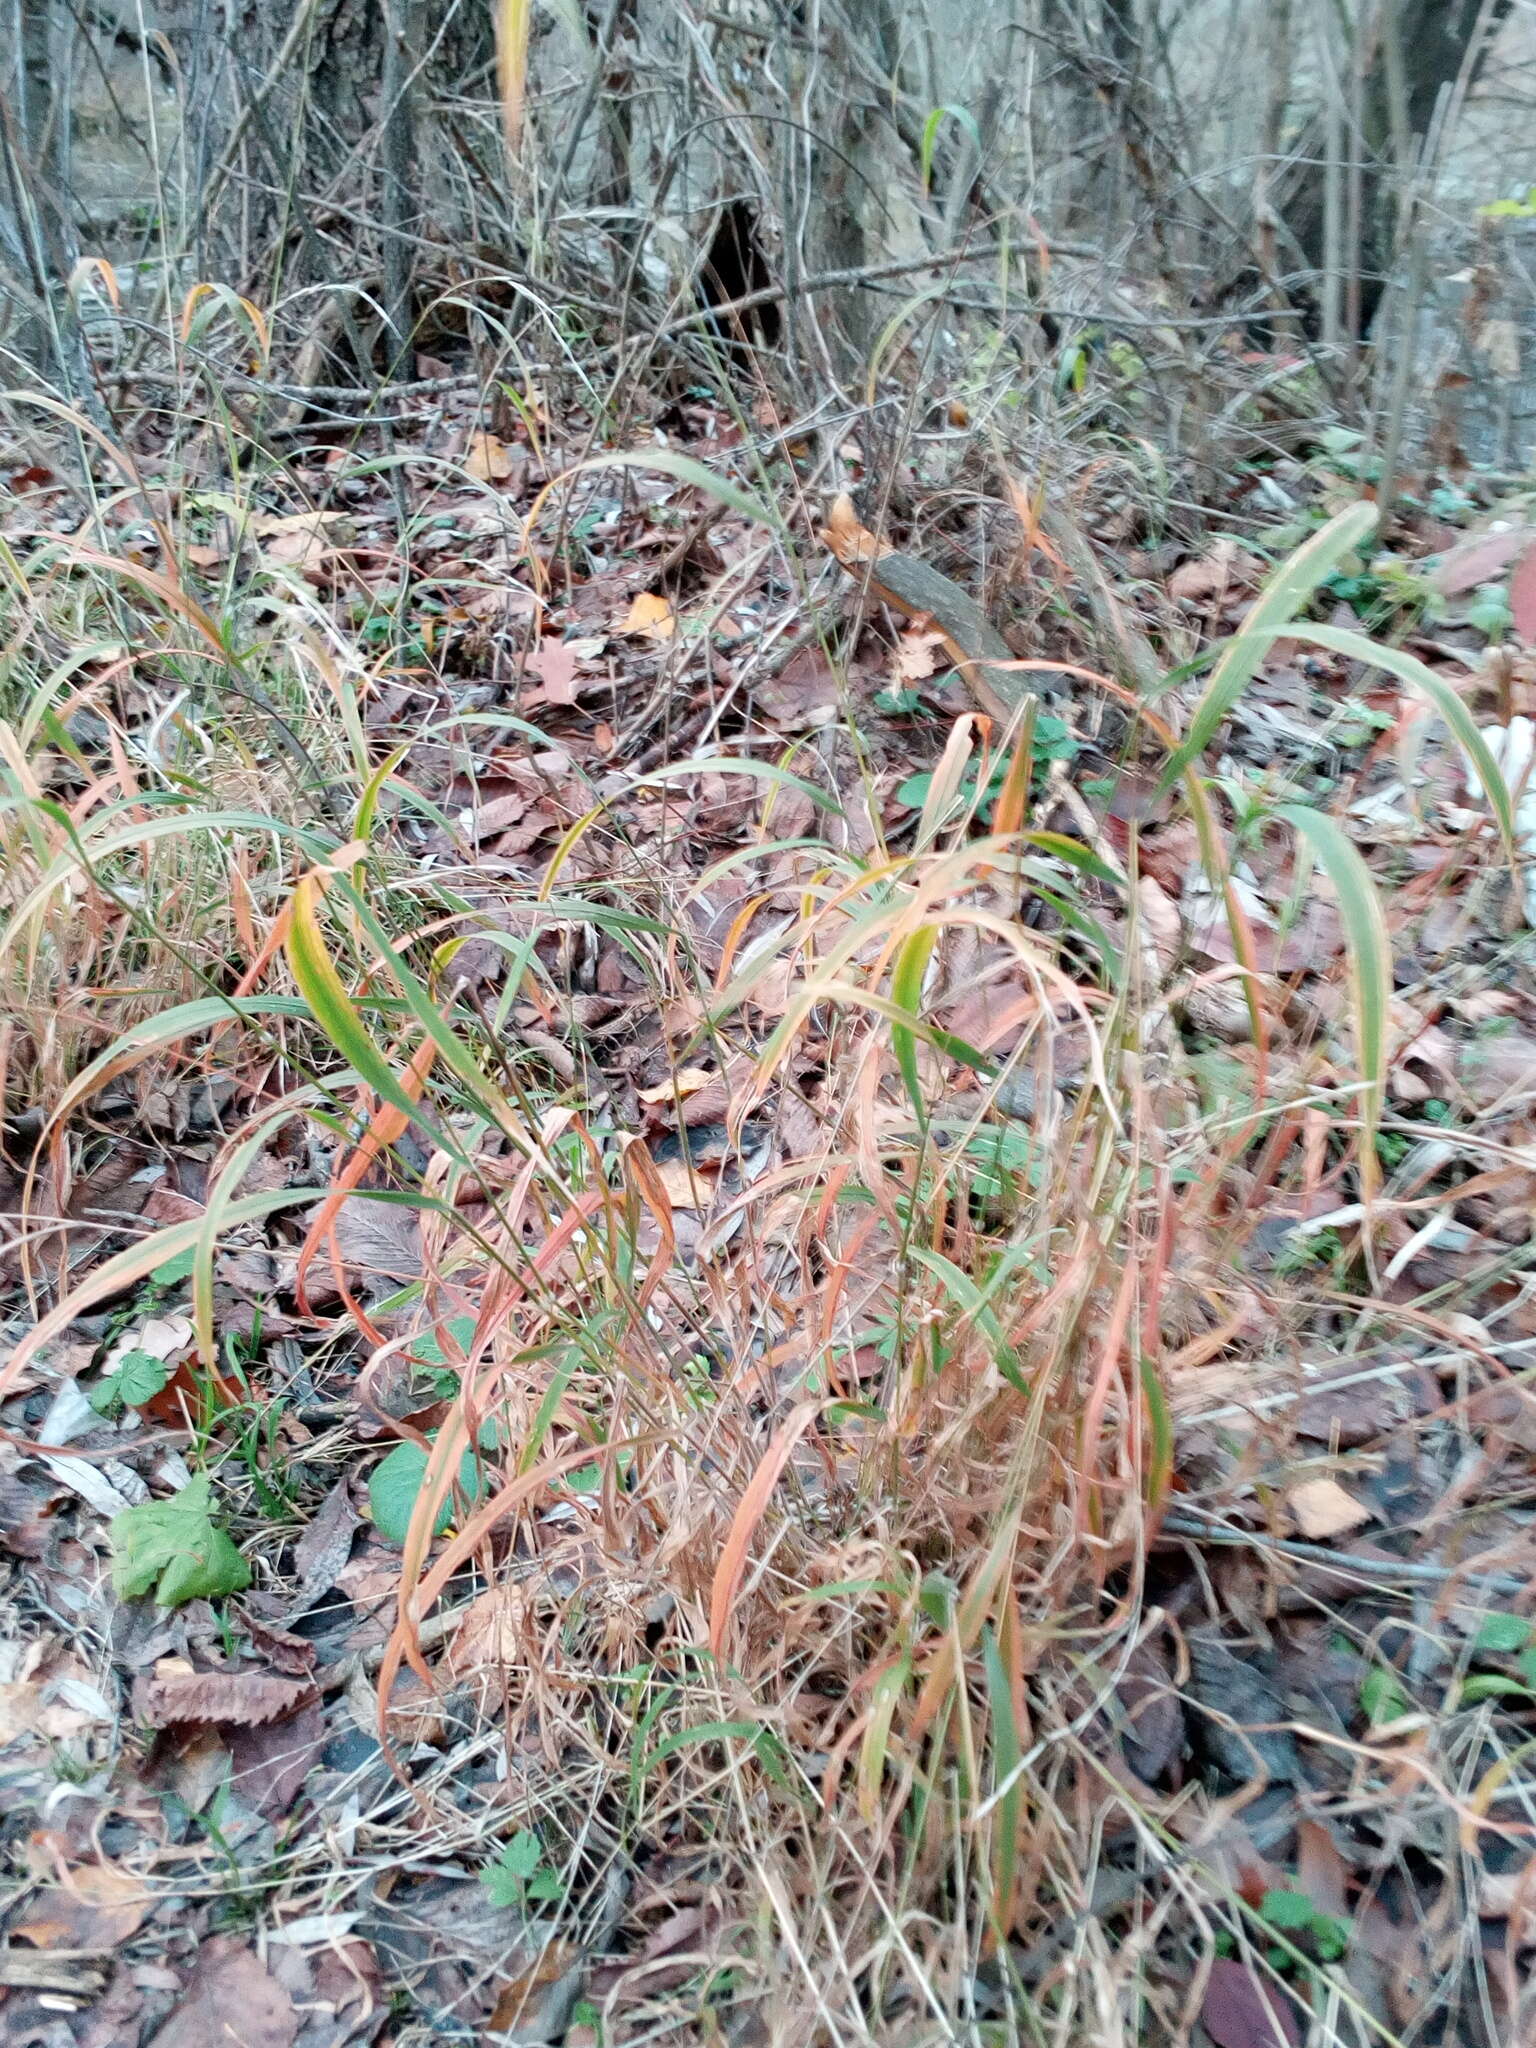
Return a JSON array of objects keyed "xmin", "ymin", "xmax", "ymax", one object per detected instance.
[
  {"xmin": 1510, "ymin": 542, "xmax": 1536, "ymax": 645},
  {"xmin": 1430, "ymin": 526, "xmax": 1535, "ymax": 596},
  {"xmin": 1201, "ymin": 1959, "xmax": 1304, "ymax": 2048}
]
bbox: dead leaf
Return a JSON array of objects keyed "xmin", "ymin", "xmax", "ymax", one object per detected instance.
[
  {"xmin": 620, "ymin": 590, "xmax": 675, "ymax": 638},
  {"xmin": 1287, "ymin": 1476, "xmax": 1372, "ymax": 1541},
  {"xmin": 1168, "ymin": 542, "xmax": 1259, "ymax": 605},
  {"xmin": 249, "ymin": 508, "xmax": 351, "ymax": 573},
  {"xmin": 12, "ymin": 1862, "xmax": 150, "ymax": 1951},
  {"xmin": 465, "ymin": 431, "xmax": 513, "ymax": 482},
  {"xmin": 893, "ymin": 626, "xmax": 943, "ymax": 683},
  {"xmin": 523, "ymin": 638, "xmax": 584, "ymax": 705},
  {"xmin": 148, "ymin": 1937, "xmax": 299, "ymax": 2048},
  {"xmin": 1478, "ymin": 317, "xmax": 1522, "ymax": 382},
  {"xmin": 135, "ymin": 1657, "xmax": 318, "ymax": 1729},
  {"xmin": 1137, "ymin": 875, "xmax": 1182, "ymax": 976},
  {"xmin": 1430, "ymin": 525, "xmax": 1536, "ymax": 597},
  {"xmin": 332, "ymin": 1195, "xmax": 422, "ymax": 1285},
  {"xmin": 1511, "ymin": 543, "xmax": 1536, "ymax": 647},
  {"xmin": 653, "ymin": 1155, "xmax": 711, "ymax": 1209},
  {"xmin": 1115, "ymin": 1636, "xmax": 1183, "ymax": 1783},
  {"xmin": 819, "ymin": 493, "xmax": 889, "ymax": 568},
  {"xmin": 290, "ymin": 1477, "xmax": 360, "ymax": 1611},
  {"xmin": 227, "ymin": 1699, "xmax": 327, "ymax": 1820},
  {"xmin": 638, "ymin": 1067, "xmax": 716, "ymax": 1105},
  {"xmin": 1200, "ymin": 1957, "xmax": 1303, "ymax": 2048}
]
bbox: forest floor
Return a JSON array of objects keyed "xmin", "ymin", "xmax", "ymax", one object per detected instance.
[{"xmin": 2, "ymin": 352, "xmax": 1536, "ymax": 2048}]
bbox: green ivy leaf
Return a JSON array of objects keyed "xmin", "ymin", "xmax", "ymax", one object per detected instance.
[
  {"xmin": 151, "ymin": 1246, "xmax": 197, "ymax": 1286},
  {"xmin": 409, "ymin": 1314, "xmax": 477, "ymax": 1368},
  {"xmin": 368, "ymin": 1439, "xmax": 485, "ymax": 1545},
  {"xmin": 109, "ymin": 1474, "xmax": 251, "ymax": 1606},
  {"xmin": 1260, "ymin": 1889, "xmax": 1317, "ymax": 1932},
  {"xmin": 1473, "ymin": 1613, "xmax": 1533, "ymax": 1656},
  {"xmin": 115, "ymin": 1351, "xmax": 172, "ymax": 1407}
]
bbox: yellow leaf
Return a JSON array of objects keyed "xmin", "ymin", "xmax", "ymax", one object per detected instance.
[
  {"xmin": 466, "ymin": 431, "xmax": 513, "ymax": 482},
  {"xmin": 638, "ymin": 1067, "xmax": 714, "ymax": 1104},
  {"xmin": 1287, "ymin": 1477, "xmax": 1371, "ymax": 1541},
  {"xmin": 654, "ymin": 1156, "xmax": 710, "ymax": 1208},
  {"xmin": 621, "ymin": 590, "xmax": 675, "ymax": 638}
]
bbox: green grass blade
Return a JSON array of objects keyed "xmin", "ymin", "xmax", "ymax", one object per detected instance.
[
  {"xmin": 1275, "ymin": 802, "xmax": 1391, "ymax": 1195},
  {"xmin": 1158, "ymin": 502, "xmax": 1378, "ymax": 792},
  {"xmin": 1289, "ymin": 621, "xmax": 1516, "ymax": 854}
]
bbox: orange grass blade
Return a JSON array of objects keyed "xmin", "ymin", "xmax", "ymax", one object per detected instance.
[{"xmin": 708, "ymin": 1399, "xmax": 821, "ymax": 1659}]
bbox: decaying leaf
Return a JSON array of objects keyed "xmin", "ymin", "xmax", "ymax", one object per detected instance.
[
  {"xmin": 10, "ymin": 1861, "xmax": 150, "ymax": 1951},
  {"xmin": 1200, "ymin": 1957, "xmax": 1303, "ymax": 2048},
  {"xmin": 465, "ymin": 430, "xmax": 514, "ymax": 481},
  {"xmin": 147, "ymin": 1937, "xmax": 299, "ymax": 2048},
  {"xmin": 1287, "ymin": 1476, "xmax": 1372, "ymax": 1540},
  {"xmin": 135, "ymin": 1656, "xmax": 318, "ymax": 1729}
]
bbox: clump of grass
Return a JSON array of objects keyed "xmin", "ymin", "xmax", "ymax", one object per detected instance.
[{"xmin": 0, "ymin": 454, "xmax": 1514, "ymax": 2047}]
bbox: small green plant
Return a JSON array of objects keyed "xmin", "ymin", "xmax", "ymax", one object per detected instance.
[
  {"xmin": 368, "ymin": 1431, "xmax": 489, "ymax": 1545},
  {"xmin": 1360, "ymin": 1665, "xmax": 1412, "ymax": 1725},
  {"xmin": 896, "ymin": 716, "xmax": 1080, "ymax": 821},
  {"xmin": 1480, "ymin": 188, "xmax": 1536, "ymax": 219},
  {"xmin": 1259, "ymin": 1887, "xmax": 1351, "ymax": 1964},
  {"xmin": 1272, "ymin": 1225, "xmax": 1343, "ymax": 1277},
  {"xmin": 110, "ymin": 1473, "xmax": 251, "ymax": 1607},
  {"xmin": 89, "ymin": 1346, "xmax": 173, "ymax": 1415},
  {"xmin": 1458, "ymin": 1613, "xmax": 1536, "ymax": 1703},
  {"xmin": 480, "ymin": 1827, "xmax": 565, "ymax": 1907}
]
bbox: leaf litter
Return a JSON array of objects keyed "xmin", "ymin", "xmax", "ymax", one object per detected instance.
[{"xmin": 3, "ymin": 365, "xmax": 1536, "ymax": 2047}]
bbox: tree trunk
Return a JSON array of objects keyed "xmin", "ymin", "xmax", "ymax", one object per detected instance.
[{"xmin": 1284, "ymin": 0, "xmax": 1512, "ymax": 335}]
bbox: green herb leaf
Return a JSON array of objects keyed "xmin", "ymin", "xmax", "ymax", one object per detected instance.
[
  {"xmin": 1260, "ymin": 1889, "xmax": 1318, "ymax": 1932},
  {"xmin": 1473, "ymin": 1613, "xmax": 1533, "ymax": 1656},
  {"xmin": 115, "ymin": 1350, "xmax": 172, "ymax": 1407},
  {"xmin": 368, "ymin": 1440, "xmax": 485, "ymax": 1545},
  {"xmin": 109, "ymin": 1474, "xmax": 251, "ymax": 1607},
  {"xmin": 1360, "ymin": 1666, "xmax": 1411, "ymax": 1725}
]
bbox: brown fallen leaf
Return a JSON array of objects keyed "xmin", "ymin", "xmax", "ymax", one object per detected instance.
[
  {"xmin": 653, "ymin": 1155, "xmax": 712, "ymax": 1209},
  {"xmin": 249, "ymin": 508, "xmax": 352, "ymax": 573},
  {"xmin": 1287, "ymin": 1476, "xmax": 1372, "ymax": 1541},
  {"xmin": 638, "ymin": 1067, "xmax": 717, "ymax": 1106},
  {"xmin": 135, "ymin": 1657, "xmax": 318, "ymax": 1729},
  {"xmin": 1429, "ymin": 525, "xmax": 1536, "ymax": 597},
  {"xmin": 290, "ymin": 1476, "xmax": 360, "ymax": 1613},
  {"xmin": 227, "ymin": 1699, "xmax": 327, "ymax": 1820},
  {"xmin": 148, "ymin": 1937, "xmax": 298, "ymax": 2048},
  {"xmin": 332, "ymin": 1193, "xmax": 423, "ymax": 1284},
  {"xmin": 1201, "ymin": 1957, "xmax": 1303, "ymax": 2048},
  {"xmin": 465, "ymin": 430, "xmax": 513, "ymax": 482},
  {"xmin": 1168, "ymin": 541, "xmax": 1260, "ymax": 606},
  {"xmin": 523, "ymin": 637, "xmax": 584, "ymax": 705},
  {"xmin": 818, "ymin": 492, "xmax": 889, "ymax": 568},
  {"xmin": 892, "ymin": 625, "xmax": 943, "ymax": 683},
  {"xmin": 1512, "ymin": 542, "xmax": 1536, "ymax": 647},
  {"xmin": 11, "ymin": 1862, "xmax": 150, "ymax": 1951}
]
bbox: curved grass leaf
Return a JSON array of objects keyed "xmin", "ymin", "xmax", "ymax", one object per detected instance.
[
  {"xmin": 1158, "ymin": 502, "xmax": 1379, "ymax": 792},
  {"xmin": 1275, "ymin": 802, "xmax": 1390, "ymax": 1198}
]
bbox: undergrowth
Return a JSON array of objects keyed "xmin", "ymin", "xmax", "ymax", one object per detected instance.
[{"xmin": 0, "ymin": 403, "xmax": 1520, "ymax": 2046}]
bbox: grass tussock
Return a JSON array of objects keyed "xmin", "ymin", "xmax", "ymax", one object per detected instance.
[{"xmin": 0, "ymin": 393, "xmax": 1526, "ymax": 2048}]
